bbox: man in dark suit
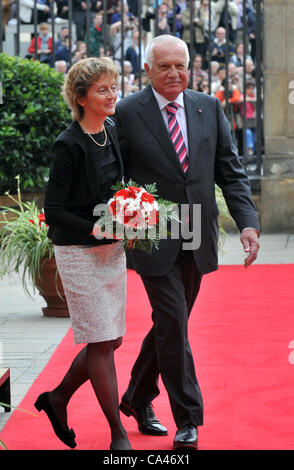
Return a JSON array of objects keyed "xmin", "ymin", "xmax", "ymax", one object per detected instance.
[{"xmin": 114, "ymin": 34, "xmax": 260, "ymax": 450}]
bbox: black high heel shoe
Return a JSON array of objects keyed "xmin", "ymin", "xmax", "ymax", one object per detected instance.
[
  {"xmin": 34, "ymin": 392, "xmax": 77, "ymax": 449},
  {"xmin": 109, "ymin": 437, "xmax": 132, "ymax": 450}
]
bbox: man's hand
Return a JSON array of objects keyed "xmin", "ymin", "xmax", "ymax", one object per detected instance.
[{"xmin": 240, "ymin": 228, "xmax": 260, "ymax": 268}]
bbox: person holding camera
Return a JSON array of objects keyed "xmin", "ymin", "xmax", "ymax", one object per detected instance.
[
  {"xmin": 214, "ymin": 77, "xmax": 241, "ymax": 107},
  {"xmin": 156, "ymin": 3, "xmax": 171, "ymax": 35},
  {"xmin": 110, "ymin": 10, "xmax": 137, "ymax": 61},
  {"xmin": 210, "ymin": 26, "xmax": 235, "ymax": 65},
  {"xmin": 212, "ymin": 0, "xmax": 239, "ymax": 44}
]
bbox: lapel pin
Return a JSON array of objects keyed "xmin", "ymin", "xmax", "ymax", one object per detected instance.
[{"xmin": 197, "ymin": 108, "xmax": 203, "ymax": 113}]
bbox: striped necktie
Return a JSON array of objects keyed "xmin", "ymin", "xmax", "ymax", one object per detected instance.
[{"xmin": 165, "ymin": 102, "xmax": 188, "ymax": 172}]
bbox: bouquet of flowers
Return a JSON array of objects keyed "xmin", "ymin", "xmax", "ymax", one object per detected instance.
[{"xmin": 93, "ymin": 180, "xmax": 180, "ymax": 253}]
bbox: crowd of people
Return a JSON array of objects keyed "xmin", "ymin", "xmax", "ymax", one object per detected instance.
[{"xmin": 3, "ymin": 0, "xmax": 263, "ymax": 156}]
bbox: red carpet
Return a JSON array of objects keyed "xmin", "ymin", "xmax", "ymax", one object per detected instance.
[{"xmin": 1, "ymin": 265, "xmax": 294, "ymax": 450}]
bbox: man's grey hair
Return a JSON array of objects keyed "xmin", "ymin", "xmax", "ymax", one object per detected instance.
[{"xmin": 145, "ymin": 35, "xmax": 190, "ymax": 69}]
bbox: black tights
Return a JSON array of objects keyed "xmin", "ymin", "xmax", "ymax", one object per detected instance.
[{"xmin": 48, "ymin": 338, "xmax": 131, "ymax": 450}]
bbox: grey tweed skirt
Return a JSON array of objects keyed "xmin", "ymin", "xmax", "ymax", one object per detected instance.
[{"xmin": 54, "ymin": 242, "xmax": 126, "ymax": 344}]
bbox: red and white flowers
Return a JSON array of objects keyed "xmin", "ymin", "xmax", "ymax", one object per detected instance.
[
  {"xmin": 93, "ymin": 180, "xmax": 179, "ymax": 253},
  {"xmin": 108, "ymin": 185, "xmax": 159, "ymax": 230}
]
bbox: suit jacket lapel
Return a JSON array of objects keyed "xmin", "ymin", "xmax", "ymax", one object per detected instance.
[
  {"xmin": 71, "ymin": 121, "xmax": 100, "ymax": 200},
  {"xmin": 106, "ymin": 121, "xmax": 124, "ymax": 179},
  {"xmin": 184, "ymin": 90, "xmax": 203, "ymax": 178},
  {"xmin": 138, "ymin": 86, "xmax": 186, "ymax": 177}
]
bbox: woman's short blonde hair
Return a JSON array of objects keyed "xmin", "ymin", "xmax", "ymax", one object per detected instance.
[{"xmin": 64, "ymin": 57, "xmax": 119, "ymax": 121}]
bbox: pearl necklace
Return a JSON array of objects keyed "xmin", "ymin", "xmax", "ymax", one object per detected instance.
[{"xmin": 79, "ymin": 122, "xmax": 108, "ymax": 147}]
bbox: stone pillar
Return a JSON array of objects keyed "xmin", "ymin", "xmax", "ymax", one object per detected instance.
[{"xmin": 261, "ymin": 0, "xmax": 294, "ymax": 232}]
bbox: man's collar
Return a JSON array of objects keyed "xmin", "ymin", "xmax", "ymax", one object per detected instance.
[{"xmin": 151, "ymin": 87, "xmax": 184, "ymax": 111}]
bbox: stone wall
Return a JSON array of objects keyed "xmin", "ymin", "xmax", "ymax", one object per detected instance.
[{"xmin": 262, "ymin": 0, "xmax": 294, "ymax": 232}]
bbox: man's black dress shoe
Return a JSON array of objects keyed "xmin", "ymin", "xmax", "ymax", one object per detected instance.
[
  {"xmin": 119, "ymin": 400, "xmax": 168, "ymax": 436},
  {"xmin": 34, "ymin": 392, "xmax": 77, "ymax": 449},
  {"xmin": 173, "ymin": 425, "xmax": 198, "ymax": 450}
]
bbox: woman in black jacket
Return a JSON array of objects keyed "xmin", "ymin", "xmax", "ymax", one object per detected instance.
[{"xmin": 34, "ymin": 57, "xmax": 131, "ymax": 451}]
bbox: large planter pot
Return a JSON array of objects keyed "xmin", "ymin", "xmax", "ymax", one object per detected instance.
[{"xmin": 36, "ymin": 257, "xmax": 69, "ymax": 318}]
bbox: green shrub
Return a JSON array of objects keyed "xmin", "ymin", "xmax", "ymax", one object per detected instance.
[{"xmin": 0, "ymin": 53, "xmax": 71, "ymax": 194}]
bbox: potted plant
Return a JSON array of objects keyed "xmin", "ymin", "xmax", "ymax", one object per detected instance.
[{"xmin": 0, "ymin": 176, "xmax": 69, "ymax": 317}]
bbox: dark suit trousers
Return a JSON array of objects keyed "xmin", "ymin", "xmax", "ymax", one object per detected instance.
[{"xmin": 123, "ymin": 248, "xmax": 204, "ymax": 427}]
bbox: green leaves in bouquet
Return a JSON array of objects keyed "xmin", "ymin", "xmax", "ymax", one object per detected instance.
[{"xmin": 111, "ymin": 179, "xmax": 158, "ymax": 197}]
